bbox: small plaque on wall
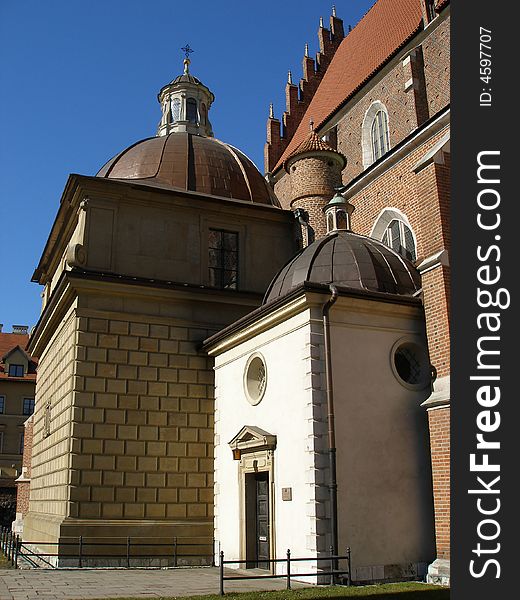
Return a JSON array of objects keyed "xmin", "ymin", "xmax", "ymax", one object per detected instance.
[{"xmin": 282, "ymin": 487, "xmax": 292, "ymax": 501}]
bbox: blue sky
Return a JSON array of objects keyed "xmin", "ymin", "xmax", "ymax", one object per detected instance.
[{"xmin": 0, "ymin": 0, "xmax": 374, "ymax": 332}]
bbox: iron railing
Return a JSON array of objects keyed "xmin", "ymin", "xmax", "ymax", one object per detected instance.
[
  {"xmin": 1, "ymin": 529, "xmax": 213, "ymax": 569},
  {"xmin": 218, "ymin": 546, "xmax": 352, "ymax": 595},
  {"xmin": 1, "ymin": 528, "xmax": 21, "ymax": 568}
]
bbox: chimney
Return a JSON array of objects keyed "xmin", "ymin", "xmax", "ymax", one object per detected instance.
[{"xmin": 12, "ymin": 325, "xmax": 29, "ymax": 335}]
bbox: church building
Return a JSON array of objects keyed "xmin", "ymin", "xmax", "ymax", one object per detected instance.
[{"xmin": 20, "ymin": 0, "xmax": 450, "ymax": 586}]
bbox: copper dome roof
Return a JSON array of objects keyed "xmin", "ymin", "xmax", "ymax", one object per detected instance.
[
  {"xmin": 263, "ymin": 230, "xmax": 421, "ymax": 304},
  {"xmin": 97, "ymin": 132, "xmax": 279, "ymax": 206}
]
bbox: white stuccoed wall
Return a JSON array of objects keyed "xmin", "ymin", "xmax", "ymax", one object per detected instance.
[{"xmin": 213, "ymin": 307, "xmax": 327, "ymax": 576}]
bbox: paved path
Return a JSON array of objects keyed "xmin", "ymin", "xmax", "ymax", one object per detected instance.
[{"xmin": 0, "ymin": 567, "xmax": 300, "ymax": 600}]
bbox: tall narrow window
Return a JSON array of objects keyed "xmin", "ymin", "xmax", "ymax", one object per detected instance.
[
  {"xmin": 209, "ymin": 230, "xmax": 239, "ymax": 290},
  {"xmin": 19, "ymin": 432, "xmax": 25, "ymax": 455},
  {"xmin": 186, "ymin": 98, "xmax": 198, "ymax": 124},
  {"xmin": 371, "ymin": 110, "xmax": 390, "ymax": 162},
  {"xmin": 171, "ymin": 98, "xmax": 180, "ymax": 122},
  {"xmin": 0, "ymin": 432, "xmax": 3, "ymax": 453},
  {"xmin": 44, "ymin": 401, "xmax": 51, "ymax": 437},
  {"xmin": 382, "ymin": 219, "xmax": 416, "ymax": 261},
  {"xmin": 425, "ymin": 0, "xmax": 436, "ymax": 22},
  {"xmin": 200, "ymin": 103, "xmax": 207, "ymax": 124},
  {"xmin": 0, "ymin": 396, "xmax": 4, "ymax": 414},
  {"xmin": 23, "ymin": 397, "xmax": 35, "ymax": 416}
]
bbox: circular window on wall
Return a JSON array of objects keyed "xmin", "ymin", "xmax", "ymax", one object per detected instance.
[
  {"xmin": 244, "ymin": 353, "xmax": 267, "ymax": 405},
  {"xmin": 391, "ymin": 338, "xmax": 431, "ymax": 390}
]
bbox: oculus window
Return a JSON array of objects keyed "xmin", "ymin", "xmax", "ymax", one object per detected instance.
[
  {"xmin": 244, "ymin": 354, "xmax": 267, "ymax": 405},
  {"xmin": 209, "ymin": 230, "xmax": 239, "ymax": 290},
  {"xmin": 391, "ymin": 338, "xmax": 431, "ymax": 390}
]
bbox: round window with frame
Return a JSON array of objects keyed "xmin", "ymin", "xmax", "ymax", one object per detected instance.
[
  {"xmin": 390, "ymin": 338, "xmax": 431, "ymax": 390},
  {"xmin": 243, "ymin": 353, "xmax": 267, "ymax": 405}
]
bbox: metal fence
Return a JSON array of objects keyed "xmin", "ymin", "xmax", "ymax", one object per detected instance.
[
  {"xmin": 1, "ymin": 528, "xmax": 21, "ymax": 568},
  {"xmin": 1, "ymin": 528, "xmax": 213, "ymax": 569},
  {"xmin": 218, "ymin": 546, "xmax": 352, "ymax": 595}
]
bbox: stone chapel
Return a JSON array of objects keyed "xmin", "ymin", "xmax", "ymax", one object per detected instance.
[{"xmin": 18, "ymin": 0, "xmax": 450, "ymax": 586}]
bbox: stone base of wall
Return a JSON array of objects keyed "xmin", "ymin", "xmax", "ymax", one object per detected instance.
[
  {"xmin": 11, "ymin": 512, "xmax": 24, "ymax": 535},
  {"xmin": 426, "ymin": 558, "xmax": 450, "ymax": 586},
  {"xmin": 22, "ymin": 513, "xmax": 213, "ymax": 568},
  {"xmin": 351, "ymin": 561, "xmax": 429, "ymax": 585}
]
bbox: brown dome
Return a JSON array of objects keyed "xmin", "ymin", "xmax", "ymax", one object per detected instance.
[
  {"xmin": 97, "ymin": 133, "xmax": 279, "ymax": 206},
  {"xmin": 263, "ymin": 230, "xmax": 421, "ymax": 304}
]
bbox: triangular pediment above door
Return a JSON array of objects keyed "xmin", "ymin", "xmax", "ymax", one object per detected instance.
[{"xmin": 229, "ymin": 425, "xmax": 277, "ymax": 453}]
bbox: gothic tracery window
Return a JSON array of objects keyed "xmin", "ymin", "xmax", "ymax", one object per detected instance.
[
  {"xmin": 382, "ymin": 218, "xmax": 416, "ymax": 261},
  {"xmin": 362, "ymin": 102, "xmax": 391, "ymax": 167},
  {"xmin": 371, "ymin": 110, "xmax": 390, "ymax": 162}
]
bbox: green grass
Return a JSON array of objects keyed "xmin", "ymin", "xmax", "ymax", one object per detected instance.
[
  {"xmin": 94, "ymin": 583, "xmax": 449, "ymax": 600},
  {"xmin": 0, "ymin": 551, "xmax": 13, "ymax": 569}
]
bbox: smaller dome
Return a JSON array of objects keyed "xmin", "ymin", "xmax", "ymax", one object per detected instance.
[
  {"xmin": 263, "ymin": 231, "xmax": 421, "ymax": 304},
  {"xmin": 283, "ymin": 129, "xmax": 346, "ymax": 172}
]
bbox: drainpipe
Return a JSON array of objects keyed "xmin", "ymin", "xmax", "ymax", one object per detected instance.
[
  {"xmin": 322, "ymin": 284, "xmax": 339, "ymax": 564},
  {"xmin": 293, "ymin": 208, "xmax": 315, "ymax": 246}
]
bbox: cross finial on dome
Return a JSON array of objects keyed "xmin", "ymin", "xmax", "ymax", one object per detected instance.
[
  {"xmin": 181, "ymin": 44, "xmax": 194, "ymax": 74},
  {"xmin": 181, "ymin": 44, "xmax": 194, "ymax": 59}
]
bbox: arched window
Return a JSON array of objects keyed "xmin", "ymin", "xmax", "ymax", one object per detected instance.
[
  {"xmin": 186, "ymin": 98, "xmax": 198, "ymax": 124},
  {"xmin": 361, "ymin": 101, "xmax": 391, "ymax": 168},
  {"xmin": 171, "ymin": 98, "xmax": 180, "ymax": 122},
  {"xmin": 371, "ymin": 208, "xmax": 417, "ymax": 262},
  {"xmin": 200, "ymin": 103, "xmax": 207, "ymax": 125},
  {"xmin": 382, "ymin": 219, "xmax": 416, "ymax": 261},
  {"xmin": 371, "ymin": 110, "xmax": 390, "ymax": 162}
]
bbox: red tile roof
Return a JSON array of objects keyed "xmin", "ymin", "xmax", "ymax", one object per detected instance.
[
  {"xmin": 274, "ymin": 0, "xmax": 424, "ymax": 171},
  {"xmin": 0, "ymin": 332, "xmax": 37, "ymax": 381},
  {"xmin": 0, "ymin": 333, "xmax": 29, "ymax": 357},
  {"xmin": 283, "ymin": 129, "xmax": 346, "ymax": 171}
]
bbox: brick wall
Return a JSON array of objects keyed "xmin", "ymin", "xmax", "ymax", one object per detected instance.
[
  {"xmin": 427, "ymin": 405, "xmax": 450, "ymax": 559},
  {"xmin": 273, "ymin": 14, "xmax": 450, "ymax": 207},
  {"xmin": 422, "ymin": 17, "xmax": 450, "ymax": 119},
  {"xmin": 265, "ymin": 12, "xmax": 344, "ymax": 172},
  {"xmin": 15, "ymin": 416, "xmax": 34, "ymax": 518},
  {"xmin": 286, "ymin": 155, "xmax": 344, "ymax": 240},
  {"xmin": 335, "ymin": 62, "xmax": 424, "ymax": 186}
]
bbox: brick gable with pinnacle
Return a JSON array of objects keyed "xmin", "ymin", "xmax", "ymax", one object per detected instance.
[{"xmin": 264, "ymin": 10, "xmax": 344, "ymax": 173}]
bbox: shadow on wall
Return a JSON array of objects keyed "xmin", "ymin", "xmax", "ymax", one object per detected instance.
[{"xmin": 0, "ymin": 488, "xmax": 16, "ymax": 528}]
